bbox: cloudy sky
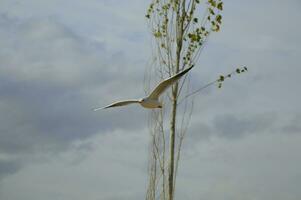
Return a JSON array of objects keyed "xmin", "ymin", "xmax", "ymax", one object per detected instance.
[{"xmin": 0, "ymin": 0, "xmax": 300, "ymax": 199}]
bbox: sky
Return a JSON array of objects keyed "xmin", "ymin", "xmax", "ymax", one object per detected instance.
[{"xmin": 0, "ymin": 0, "xmax": 300, "ymax": 200}]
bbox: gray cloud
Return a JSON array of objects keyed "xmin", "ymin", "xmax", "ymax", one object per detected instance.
[
  {"xmin": 0, "ymin": 130, "xmax": 149, "ymax": 200},
  {"xmin": 0, "ymin": 160, "xmax": 21, "ymax": 180},
  {"xmin": 0, "ymin": 13, "xmax": 148, "ymax": 179},
  {"xmin": 0, "ymin": 0, "xmax": 301, "ymax": 199},
  {"xmin": 213, "ymin": 113, "xmax": 276, "ymax": 139},
  {"xmin": 281, "ymin": 114, "xmax": 301, "ymax": 134}
]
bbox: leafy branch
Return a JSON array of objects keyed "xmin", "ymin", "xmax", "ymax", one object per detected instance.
[{"xmin": 179, "ymin": 66, "xmax": 248, "ymax": 103}]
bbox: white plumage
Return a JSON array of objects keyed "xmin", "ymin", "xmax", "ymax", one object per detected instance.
[{"xmin": 94, "ymin": 66, "xmax": 193, "ymax": 110}]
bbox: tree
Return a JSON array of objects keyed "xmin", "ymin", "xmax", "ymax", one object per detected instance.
[{"xmin": 144, "ymin": 0, "xmax": 225, "ymax": 200}]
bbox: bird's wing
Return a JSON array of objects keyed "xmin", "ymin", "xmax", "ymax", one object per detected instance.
[
  {"xmin": 148, "ymin": 66, "xmax": 194, "ymax": 99},
  {"xmin": 93, "ymin": 99, "xmax": 140, "ymax": 111}
]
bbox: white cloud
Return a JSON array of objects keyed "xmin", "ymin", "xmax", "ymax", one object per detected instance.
[{"xmin": 0, "ymin": 17, "xmax": 106, "ymax": 85}]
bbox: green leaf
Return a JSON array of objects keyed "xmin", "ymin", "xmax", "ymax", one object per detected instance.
[
  {"xmin": 216, "ymin": 15, "xmax": 222, "ymax": 24},
  {"xmin": 208, "ymin": 0, "xmax": 216, "ymax": 7},
  {"xmin": 209, "ymin": 8, "xmax": 215, "ymax": 15},
  {"xmin": 211, "ymin": 23, "xmax": 220, "ymax": 32},
  {"xmin": 244, "ymin": 66, "xmax": 248, "ymax": 71},
  {"xmin": 217, "ymin": 2, "xmax": 223, "ymax": 10},
  {"xmin": 214, "ymin": 24, "xmax": 220, "ymax": 32},
  {"xmin": 236, "ymin": 68, "xmax": 241, "ymax": 74},
  {"xmin": 154, "ymin": 31, "xmax": 162, "ymax": 38},
  {"xmin": 193, "ymin": 18, "xmax": 198, "ymax": 23}
]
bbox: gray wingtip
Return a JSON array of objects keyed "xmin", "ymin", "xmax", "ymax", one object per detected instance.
[
  {"xmin": 181, "ymin": 65, "xmax": 194, "ymax": 74},
  {"xmin": 188, "ymin": 64, "xmax": 194, "ymax": 70},
  {"xmin": 180, "ymin": 64, "xmax": 194, "ymax": 75}
]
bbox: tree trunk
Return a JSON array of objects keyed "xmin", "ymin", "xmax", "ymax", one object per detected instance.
[
  {"xmin": 168, "ymin": 85, "xmax": 178, "ymax": 200},
  {"xmin": 168, "ymin": 2, "xmax": 185, "ymax": 198}
]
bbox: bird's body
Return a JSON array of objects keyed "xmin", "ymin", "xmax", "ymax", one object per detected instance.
[
  {"xmin": 140, "ymin": 98, "xmax": 162, "ymax": 109},
  {"xmin": 94, "ymin": 65, "xmax": 194, "ymax": 111}
]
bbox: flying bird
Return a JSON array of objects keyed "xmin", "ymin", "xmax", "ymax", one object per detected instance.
[{"xmin": 94, "ymin": 66, "xmax": 194, "ymax": 110}]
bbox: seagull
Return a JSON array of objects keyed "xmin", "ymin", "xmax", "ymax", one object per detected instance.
[{"xmin": 94, "ymin": 65, "xmax": 194, "ymax": 110}]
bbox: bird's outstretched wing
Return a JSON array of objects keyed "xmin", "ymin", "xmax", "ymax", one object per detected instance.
[
  {"xmin": 148, "ymin": 66, "xmax": 194, "ymax": 99},
  {"xmin": 93, "ymin": 99, "xmax": 140, "ymax": 111}
]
